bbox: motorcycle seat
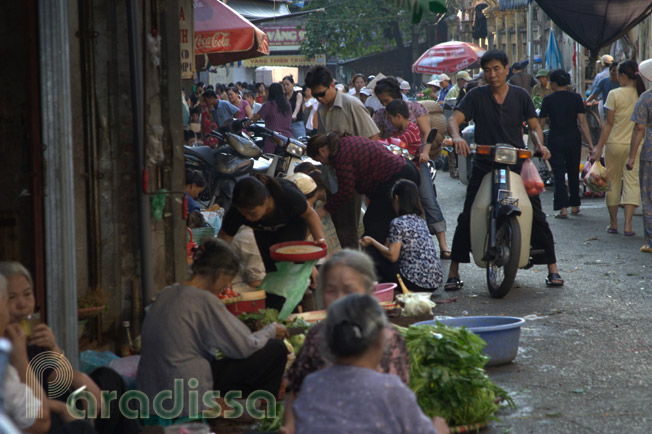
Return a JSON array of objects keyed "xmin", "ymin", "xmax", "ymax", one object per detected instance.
[
  {"xmin": 217, "ymin": 153, "xmax": 253, "ymax": 176},
  {"xmin": 226, "ymin": 133, "xmax": 262, "ymax": 158},
  {"xmin": 184, "ymin": 145, "xmax": 217, "ymax": 166}
]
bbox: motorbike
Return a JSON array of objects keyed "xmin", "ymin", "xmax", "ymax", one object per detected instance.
[
  {"xmin": 184, "ymin": 119, "xmax": 271, "ymax": 210},
  {"xmin": 247, "ymin": 123, "xmax": 308, "ymax": 177},
  {"xmin": 468, "ymin": 142, "xmax": 543, "ymax": 298}
]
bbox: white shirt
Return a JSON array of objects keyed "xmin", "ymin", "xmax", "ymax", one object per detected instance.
[
  {"xmin": 304, "ymin": 97, "xmax": 320, "ymax": 131},
  {"xmin": 364, "ymin": 94, "xmax": 384, "ymax": 111},
  {"xmin": 3, "ymin": 365, "xmax": 41, "ymax": 430}
]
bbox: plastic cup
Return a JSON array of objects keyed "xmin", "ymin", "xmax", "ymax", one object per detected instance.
[{"xmin": 19, "ymin": 313, "xmax": 41, "ymax": 338}]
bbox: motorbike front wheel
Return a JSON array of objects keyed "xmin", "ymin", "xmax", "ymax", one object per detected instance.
[{"xmin": 486, "ymin": 216, "xmax": 521, "ymax": 298}]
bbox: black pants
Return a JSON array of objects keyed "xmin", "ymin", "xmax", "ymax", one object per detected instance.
[
  {"xmin": 450, "ymin": 156, "xmax": 557, "ymax": 265},
  {"xmin": 254, "ymin": 221, "xmax": 308, "ymax": 311},
  {"xmin": 212, "ymin": 339, "xmax": 287, "ymax": 398},
  {"xmin": 364, "ymin": 162, "xmax": 420, "ymax": 281},
  {"xmin": 330, "ymin": 193, "xmax": 363, "ymax": 250},
  {"xmin": 549, "ymin": 136, "xmax": 581, "ymax": 211}
]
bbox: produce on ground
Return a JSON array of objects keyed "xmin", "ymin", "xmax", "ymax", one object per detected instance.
[
  {"xmin": 397, "ymin": 323, "xmax": 515, "ymax": 426},
  {"xmin": 238, "ymin": 308, "xmax": 312, "ymax": 354}
]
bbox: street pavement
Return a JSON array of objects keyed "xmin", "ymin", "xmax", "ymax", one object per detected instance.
[{"xmin": 432, "ymin": 167, "xmax": 651, "ymax": 433}]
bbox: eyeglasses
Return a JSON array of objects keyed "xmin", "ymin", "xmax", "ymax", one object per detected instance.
[{"xmin": 312, "ymin": 89, "xmax": 329, "ymax": 98}]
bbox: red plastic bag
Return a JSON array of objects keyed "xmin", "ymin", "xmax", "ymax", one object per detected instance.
[{"xmin": 520, "ymin": 158, "xmax": 545, "ymax": 196}]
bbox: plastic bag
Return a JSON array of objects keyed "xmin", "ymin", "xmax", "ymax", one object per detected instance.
[
  {"xmin": 584, "ymin": 159, "xmax": 610, "ymax": 193},
  {"xmin": 259, "ymin": 260, "xmax": 317, "ymax": 320},
  {"xmin": 520, "ymin": 159, "xmax": 545, "ymax": 196}
]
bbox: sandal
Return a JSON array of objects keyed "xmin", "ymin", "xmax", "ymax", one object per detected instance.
[
  {"xmin": 444, "ymin": 277, "xmax": 464, "ymax": 292},
  {"xmin": 605, "ymin": 227, "xmax": 618, "ymax": 234},
  {"xmin": 624, "ymin": 231, "xmax": 636, "ymax": 236},
  {"xmin": 641, "ymin": 244, "xmax": 652, "ymax": 253},
  {"xmin": 545, "ymin": 273, "xmax": 564, "ymax": 287},
  {"xmin": 554, "ymin": 213, "xmax": 568, "ymax": 219},
  {"xmin": 571, "ymin": 207, "xmax": 581, "ymax": 215},
  {"xmin": 440, "ymin": 250, "xmax": 452, "ymax": 260}
]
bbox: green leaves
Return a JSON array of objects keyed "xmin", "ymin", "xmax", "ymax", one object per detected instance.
[{"xmin": 400, "ymin": 324, "xmax": 516, "ymax": 426}]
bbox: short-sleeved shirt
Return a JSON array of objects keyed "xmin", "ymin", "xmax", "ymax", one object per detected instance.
[
  {"xmin": 374, "ymin": 101, "xmax": 428, "ymax": 139},
  {"xmin": 324, "ymin": 136, "xmax": 406, "ymax": 213},
  {"xmin": 212, "ymin": 99, "xmax": 240, "ymax": 127},
  {"xmin": 456, "ymin": 85, "xmax": 536, "ymax": 148},
  {"xmin": 222, "ymin": 179, "xmax": 308, "ymax": 235},
  {"xmin": 317, "ymin": 90, "xmax": 380, "ymax": 137},
  {"xmin": 593, "ymin": 78, "xmax": 620, "ymax": 101},
  {"xmin": 235, "ymin": 99, "xmax": 251, "ymax": 120},
  {"xmin": 630, "ymin": 89, "xmax": 652, "ymax": 162},
  {"xmin": 438, "ymin": 84, "xmax": 452, "ymax": 102},
  {"xmin": 256, "ymin": 101, "xmax": 293, "ymax": 152},
  {"xmin": 392, "ymin": 122, "xmax": 422, "ymax": 156},
  {"xmin": 604, "ymin": 87, "xmax": 639, "ymax": 145},
  {"xmin": 388, "ymin": 214, "xmax": 442, "ymax": 289},
  {"xmin": 539, "ymin": 91, "xmax": 585, "ymax": 140},
  {"xmin": 590, "ymin": 68, "xmax": 610, "ymax": 94},
  {"xmin": 294, "ymin": 365, "xmax": 438, "ymax": 434}
]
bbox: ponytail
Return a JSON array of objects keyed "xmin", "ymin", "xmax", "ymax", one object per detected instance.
[{"xmin": 618, "ymin": 60, "xmax": 646, "ymax": 97}]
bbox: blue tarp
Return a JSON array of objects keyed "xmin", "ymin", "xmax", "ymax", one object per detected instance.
[{"xmin": 499, "ymin": 0, "xmax": 531, "ymax": 10}]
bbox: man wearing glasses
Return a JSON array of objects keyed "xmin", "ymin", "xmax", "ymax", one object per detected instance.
[{"xmin": 305, "ymin": 66, "xmax": 380, "ymax": 249}]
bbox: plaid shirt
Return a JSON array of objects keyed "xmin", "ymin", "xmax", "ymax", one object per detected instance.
[{"xmin": 325, "ymin": 136, "xmax": 406, "ymax": 213}]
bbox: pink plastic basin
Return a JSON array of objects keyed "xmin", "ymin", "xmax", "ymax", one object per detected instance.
[{"xmin": 373, "ymin": 283, "xmax": 397, "ymax": 302}]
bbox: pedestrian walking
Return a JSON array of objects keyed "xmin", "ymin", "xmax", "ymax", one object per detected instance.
[
  {"xmin": 626, "ymin": 58, "xmax": 652, "ymax": 253},
  {"xmin": 282, "ymin": 75, "xmax": 307, "ymax": 139},
  {"xmin": 250, "ymin": 83, "xmax": 293, "ymax": 153},
  {"xmin": 592, "ymin": 60, "xmax": 646, "ymax": 236},
  {"xmin": 538, "ymin": 69, "xmax": 594, "ymax": 218}
]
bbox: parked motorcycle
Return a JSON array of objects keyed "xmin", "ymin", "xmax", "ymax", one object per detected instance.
[
  {"xmin": 247, "ymin": 123, "xmax": 308, "ymax": 176},
  {"xmin": 184, "ymin": 119, "xmax": 270, "ymax": 210},
  {"xmin": 468, "ymin": 143, "xmax": 544, "ymax": 298}
]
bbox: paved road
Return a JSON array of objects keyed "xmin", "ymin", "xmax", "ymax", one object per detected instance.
[{"xmin": 433, "ymin": 168, "xmax": 651, "ymax": 433}]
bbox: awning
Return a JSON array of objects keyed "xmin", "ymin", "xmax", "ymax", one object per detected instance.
[
  {"xmin": 535, "ymin": 0, "xmax": 652, "ymax": 50},
  {"xmin": 243, "ymin": 54, "xmax": 326, "ymax": 67},
  {"xmin": 226, "ymin": 0, "xmax": 291, "ymax": 20},
  {"xmin": 194, "ymin": 0, "xmax": 269, "ymax": 69}
]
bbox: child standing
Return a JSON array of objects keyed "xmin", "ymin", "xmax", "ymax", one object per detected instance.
[
  {"xmin": 386, "ymin": 99, "xmax": 422, "ymax": 157},
  {"xmin": 360, "ymin": 179, "xmax": 443, "ymax": 293}
]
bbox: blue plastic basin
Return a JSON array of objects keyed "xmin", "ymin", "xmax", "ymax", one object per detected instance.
[{"xmin": 414, "ymin": 316, "xmax": 525, "ymax": 366}]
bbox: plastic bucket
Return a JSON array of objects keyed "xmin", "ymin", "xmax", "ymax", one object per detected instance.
[
  {"xmin": 373, "ymin": 283, "xmax": 397, "ymax": 302},
  {"xmin": 414, "ymin": 316, "xmax": 525, "ymax": 366}
]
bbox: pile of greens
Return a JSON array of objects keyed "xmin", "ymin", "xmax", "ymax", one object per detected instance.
[
  {"xmin": 397, "ymin": 324, "xmax": 515, "ymax": 427},
  {"xmin": 238, "ymin": 308, "xmax": 312, "ymax": 354}
]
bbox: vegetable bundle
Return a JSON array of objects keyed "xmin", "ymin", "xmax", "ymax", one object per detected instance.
[{"xmin": 398, "ymin": 324, "xmax": 515, "ymax": 426}]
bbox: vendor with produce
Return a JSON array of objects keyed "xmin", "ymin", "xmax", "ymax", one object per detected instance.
[
  {"xmin": 290, "ymin": 294, "xmax": 450, "ymax": 434},
  {"xmin": 137, "ymin": 239, "xmax": 289, "ymax": 426},
  {"xmin": 282, "ymin": 250, "xmax": 410, "ymax": 432},
  {"xmin": 306, "ymin": 133, "xmax": 419, "ymax": 281},
  {"xmin": 218, "ymin": 174, "xmax": 325, "ymax": 310}
]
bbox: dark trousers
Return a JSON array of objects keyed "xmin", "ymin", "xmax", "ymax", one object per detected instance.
[
  {"xmin": 549, "ymin": 137, "xmax": 581, "ymax": 210},
  {"xmin": 254, "ymin": 221, "xmax": 308, "ymax": 311},
  {"xmin": 212, "ymin": 339, "xmax": 288, "ymax": 398},
  {"xmin": 330, "ymin": 193, "xmax": 363, "ymax": 250},
  {"xmin": 450, "ymin": 156, "xmax": 557, "ymax": 265},
  {"xmin": 364, "ymin": 162, "xmax": 420, "ymax": 281}
]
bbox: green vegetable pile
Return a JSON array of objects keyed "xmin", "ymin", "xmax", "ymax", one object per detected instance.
[
  {"xmin": 532, "ymin": 95, "xmax": 543, "ymax": 110},
  {"xmin": 397, "ymin": 323, "xmax": 515, "ymax": 427},
  {"xmin": 257, "ymin": 402, "xmax": 284, "ymax": 431},
  {"xmin": 238, "ymin": 308, "xmax": 312, "ymax": 354}
]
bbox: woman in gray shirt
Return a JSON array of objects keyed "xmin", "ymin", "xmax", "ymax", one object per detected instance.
[{"xmin": 136, "ymin": 239, "xmax": 288, "ymax": 425}]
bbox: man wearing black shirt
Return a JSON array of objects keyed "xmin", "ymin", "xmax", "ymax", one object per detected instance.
[{"xmin": 445, "ymin": 50, "xmax": 564, "ymax": 290}]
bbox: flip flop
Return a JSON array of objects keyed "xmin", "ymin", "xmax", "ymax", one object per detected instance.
[
  {"xmin": 545, "ymin": 273, "xmax": 564, "ymax": 287},
  {"xmin": 606, "ymin": 227, "xmax": 618, "ymax": 234},
  {"xmin": 440, "ymin": 251, "xmax": 452, "ymax": 260},
  {"xmin": 444, "ymin": 277, "xmax": 464, "ymax": 292},
  {"xmin": 571, "ymin": 208, "xmax": 581, "ymax": 215},
  {"xmin": 624, "ymin": 231, "xmax": 636, "ymax": 236},
  {"xmin": 555, "ymin": 214, "xmax": 568, "ymax": 219}
]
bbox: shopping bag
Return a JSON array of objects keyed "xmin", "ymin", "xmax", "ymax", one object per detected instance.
[
  {"xmin": 259, "ymin": 260, "xmax": 317, "ymax": 320},
  {"xmin": 584, "ymin": 159, "xmax": 610, "ymax": 193},
  {"xmin": 520, "ymin": 158, "xmax": 545, "ymax": 196}
]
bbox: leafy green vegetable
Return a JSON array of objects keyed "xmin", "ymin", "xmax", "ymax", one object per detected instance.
[
  {"xmin": 257, "ymin": 402, "xmax": 284, "ymax": 431},
  {"xmin": 238, "ymin": 308, "xmax": 282, "ymax": 332},
  {"xmin": 397, "ymin": 324, "xmax": 515, "ymax": 426},
  {"xmin": 532, "ymin": 95, "xmax": 543, "ymax": 110}
]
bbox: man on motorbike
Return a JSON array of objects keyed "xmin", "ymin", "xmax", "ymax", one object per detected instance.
[{"xmin": 445, "ymin": 50, "xmax": 564, "ymax": 291}]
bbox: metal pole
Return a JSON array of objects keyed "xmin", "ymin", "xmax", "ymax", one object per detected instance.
[
  {"xmin": 38, "ymin": 0, "xmax": 79, "ymax": 368},
  {"xmin": 527, "ymin": 2, "xmax": 533, "ymax": 74}
]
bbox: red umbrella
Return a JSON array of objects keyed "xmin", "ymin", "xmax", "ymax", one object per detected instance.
[
  {"xmin": 412, "ymin": 41, "xmax": 486, "ymax": 75},
  {"xmin": 194, "ymin": 0, "xmax": 269, "ymax": 69}
]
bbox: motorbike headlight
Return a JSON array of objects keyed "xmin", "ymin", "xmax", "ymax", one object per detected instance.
[
  {"xmin": 286, "ymin": 141, "xmax": 305, "ymax": 157},
  {"xmin": 494, "ymin": 146, "xmax": 518, "ymax": 165}
]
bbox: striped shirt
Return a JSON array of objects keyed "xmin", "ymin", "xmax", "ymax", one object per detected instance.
[{"xmin": 392, "ymin": 122, "xmax": 422, "ymax": 156}]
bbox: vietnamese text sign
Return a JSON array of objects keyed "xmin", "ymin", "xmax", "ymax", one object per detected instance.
[
  {"xmin": 262, "ymin": 26, "xmax": 306, "ymax": 51},
  {"xmin": 179, "ymin": 1, "xmax": 194, "ymax": 78},
  {"xmin": 243, "ymin": 55, "xmax": 326, "ymax": 67}
]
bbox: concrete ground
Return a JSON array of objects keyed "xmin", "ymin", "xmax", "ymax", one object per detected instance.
[{"xmin": 432, "ymin": 167, "xmax": 651, "ymax": 433}]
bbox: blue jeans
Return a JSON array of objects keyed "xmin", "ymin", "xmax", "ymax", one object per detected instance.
[
  {"xmin": 290, "ymin": 121, "xmax": 306, "ymax": 139},
  {"xmin": 419, "ymin": 161, "xmax": 446, "ymax": 233}
]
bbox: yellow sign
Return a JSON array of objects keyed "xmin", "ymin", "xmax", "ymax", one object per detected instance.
[
  {"xmin": 243, "ymin": 55, "xmax": 326, "ymax": 68},
  {"xmin": 179, "ymin": 1, "xmax": 194, "ymax": 79}
]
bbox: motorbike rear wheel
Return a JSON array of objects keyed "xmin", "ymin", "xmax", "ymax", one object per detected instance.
[{"xmin": 486, "ymin": 216, "xmax": 521, "ymax": 298}]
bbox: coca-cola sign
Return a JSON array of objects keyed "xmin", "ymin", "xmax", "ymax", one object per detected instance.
[{"xmin": 194, "ymin": 31, "xmax": 232, "ymax": 52}]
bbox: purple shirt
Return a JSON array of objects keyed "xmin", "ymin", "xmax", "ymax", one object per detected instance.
[
  {"xmin": 257, "ymin": 101, "xmax": 293, "ymax": 153},
  {"xmin": 235, "ymin": 99, "xmax": 251, "ymax": 120}
]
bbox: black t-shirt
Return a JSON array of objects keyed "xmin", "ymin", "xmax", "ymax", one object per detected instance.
[
  {"xmin": 539, "ymin": 91, "xmax": 585, "ymax": 138},
  {"xmin": 222, "ymin": 179, "xmax": 308, "ymax": 235},
  {"xmin": 289, "ymin": 91, "xmax": 303, "ymax": 122},
  {"xmin": 456, "ymin": 84, "xmax": 537, "ymax": 148}
]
